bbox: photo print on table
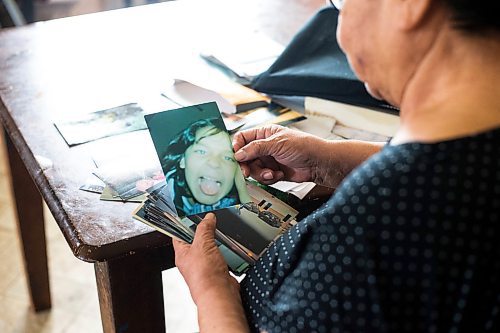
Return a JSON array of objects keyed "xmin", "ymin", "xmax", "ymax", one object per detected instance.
[{"xmin": 145, "ymin": 102, "xmax": 251, "ymax": 217}]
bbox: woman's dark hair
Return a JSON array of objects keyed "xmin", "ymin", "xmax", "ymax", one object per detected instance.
[
  {"xmin": 444, "ymin": 0, "xmax": 500, "ymax": 33},
  {"xmin": 161, "ymin": 117, "xmax": 238, "ymax": 209}
]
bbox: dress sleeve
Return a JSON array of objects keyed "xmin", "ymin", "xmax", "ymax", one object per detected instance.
[{"xmin": 240, "ymin": 199, "xmax": 387, "ymax": 333}]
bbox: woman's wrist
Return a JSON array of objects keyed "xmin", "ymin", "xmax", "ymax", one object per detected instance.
[
  {"xmin": 306, "ymin": 137, "xmax": 342, "ymax": 187},
  {"xmin": 188, "ymin": 270, "xmax": 236, "ymax": 305},
  {"xmin": 195, "ymin": 280, "xmax": 240, "ymax": 307},
  {"xmin": 195, "ymin": 280, "xmax": 249, "ymax": 332},
  {"xmin": 311, "ymin": 139, "xmax": 384, "ymax": 188}
]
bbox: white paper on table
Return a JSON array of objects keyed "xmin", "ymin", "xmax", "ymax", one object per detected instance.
[
  {"xmin": 162, "ymin": 79, "xmax": 236, "ymax": 114},
  {"xmin": 270, "ymin": 181, "xmax": 303, "ymax": 193},
  {"xmin": 289, "ymin": 114, "xmax": 337, "ymax": 139},
  {"xmin": 332, "ymin": 124, "xmax": 390, "ymax": 142},
  {"xmin": 270, "ymin": 181, "xmax": 316, "ymax": 200},
  {"xmin": 289, "ymin": 182, "xmax": 316, "ymax": 200},
  {"xmin": 201, "ymin": 31, "xmax": 285, "ymax": 79},
  {"xmin": 288, "ymin": 182, "xmax": 312, "ymax": 192},
  {"xmin": 305, "ymin": 97, "xmax": 400, "ymax": 137}
]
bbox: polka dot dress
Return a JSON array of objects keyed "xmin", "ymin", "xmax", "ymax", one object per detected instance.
[{"xmin": 240, "ymin": 128, "xmax": 500, "ymax": 333}]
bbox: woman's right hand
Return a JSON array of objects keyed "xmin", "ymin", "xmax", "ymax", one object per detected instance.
[{"xmin": 233, "ymin": 125, "xmax": 330, "ymax": 185}]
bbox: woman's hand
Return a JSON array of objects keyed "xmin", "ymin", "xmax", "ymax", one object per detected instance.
[
  {"xmin": 233, "ymin": 125, "xmax": 385, "ymax": 188},
  {"xmin": 173, "ymin": 213, "xmax": 249, "ymax": 332},
  {"xmin": 233, "ymin": 125, "xmax": 331, "ymax": 186},
  {"xmin": 173, "ymin": 213, "xmax": 239, "ymax": 304}
]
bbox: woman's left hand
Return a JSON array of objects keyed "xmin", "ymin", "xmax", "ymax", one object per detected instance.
[
  {"xmin": 173, "ymin": 213, "xmax": 240, "ymax": 304},
  {"xmin": 173, "ymin": 213, "xmax": 249, "ymax": 332}
]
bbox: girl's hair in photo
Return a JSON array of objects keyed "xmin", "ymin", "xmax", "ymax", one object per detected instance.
[{"xmin": 161, "ymin": 117, "xmax": 239, "ymax": 211}]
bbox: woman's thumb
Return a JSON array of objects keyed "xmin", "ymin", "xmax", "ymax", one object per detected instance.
[{"xmin": 194, "ymin": 213, "xmax": 217, "ymax": 244}]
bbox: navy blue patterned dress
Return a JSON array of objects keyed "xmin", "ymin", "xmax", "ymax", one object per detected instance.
[{"xmin": 241, "ymin": 128, "xmax": 500, "ymax": 333}]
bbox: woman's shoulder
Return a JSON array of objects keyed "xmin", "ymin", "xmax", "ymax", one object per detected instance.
[
  {"xmin": 359, "ymin": 126, "xmax": 499, "ymax": 181},
  {"xmin": 384, "ymin": 126, "xmax": 500, "ymax": 160},
  {"xmin": 318, "ymin": 128, "xmax": 500, "ymax": 228}
]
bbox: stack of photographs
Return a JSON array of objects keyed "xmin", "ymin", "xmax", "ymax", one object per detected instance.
[
  {"xmin": 93, "ymin": 162, "xmax": 164, "ymax": 202},
  {"xmin": 133, "ymin": 101, "xmax": 300, "ymax": 275},
  {"xmin": 133, "ymin": 181, "xmax": 299, "ymax": 275}
]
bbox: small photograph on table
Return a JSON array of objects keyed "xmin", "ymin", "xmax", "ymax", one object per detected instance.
[
  {"xmin": 90, "ymin": 136, "xmax": 166, "ymax": 202},
  {"xmin": 93, "ymin": 162, "xmax": 164, "ymax": 202},
  {"xmin": 54, "ymin": 103, "xmax": 146, "ymax": 146}
]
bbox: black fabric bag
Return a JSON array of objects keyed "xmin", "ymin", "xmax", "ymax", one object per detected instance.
[{"xmin": 251, "ymin": 7, "xmax": 398, "ymax": 114}]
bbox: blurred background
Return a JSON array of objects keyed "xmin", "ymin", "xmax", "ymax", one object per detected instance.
[
  {"xmin": 1, "ymin": 2, "xmax": 199, "ymax": 333},
  {"xmin": 1, "ymin": 0, "xmax": 171, "ymax": 24}
]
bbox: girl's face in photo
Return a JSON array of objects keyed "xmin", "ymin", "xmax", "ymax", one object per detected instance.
[{"xmin": 180, "ymin": 126, "xmax": 237, "ymax": 205}]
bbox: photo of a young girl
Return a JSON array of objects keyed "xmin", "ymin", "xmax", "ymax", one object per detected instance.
[{"xmin": 145, "ymin": 102, "xmax": 251, "ymax": 217}]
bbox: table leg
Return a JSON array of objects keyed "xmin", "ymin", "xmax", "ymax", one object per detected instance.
[
  {"xmin": 4, "ymin": 132, "xmax": 51, "ymax": 311},
  {"xmin": 95, "ymin": 245, "xmax": 174, "ymax": 333}
]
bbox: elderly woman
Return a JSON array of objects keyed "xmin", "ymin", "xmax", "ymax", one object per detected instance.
[{"xmin": 173, "ymin": 0, "xmax": 500, "ymax": 331}]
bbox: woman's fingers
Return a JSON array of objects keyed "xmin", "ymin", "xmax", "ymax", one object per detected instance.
[
  {"xmin": 233, "ymin": 125, "xmax": 297, "ymax": 184},
  {"xmin": 234, "ymin": 139, "xmax": 275, "ymax": 162},
  {"xmin": 239, "ymin": 163, "xmax": 251, "ymax": 178},
  {"xmin": 233, "ymin": 125, "xmax": 286, "ymax": 157},
  {"xmin": 173, "ymin": 238, "xmax": 190, "ymax": 266},
  {"xmin": 173, "ymin": 213, "xmax": 217, "ymax": 261},
  {"xmin": 194, "ymin": 213, "xmax": 217, "ymax": 246},
  {"xmin": 247, "ymin": 160, "xmax": 284, "ymax": 184},
  {"xmin": 263, "ymin": 170, "xmax": 285, "ymax": 182}
]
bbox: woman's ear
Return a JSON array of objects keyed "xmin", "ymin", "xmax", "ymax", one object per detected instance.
[
  {"xmin": 394, "ymin": 0, "xmax": 434, "ymax": 31},
  {"xmin": 180, "ymin": 157, "xmax": 185, "ymax": 169}
]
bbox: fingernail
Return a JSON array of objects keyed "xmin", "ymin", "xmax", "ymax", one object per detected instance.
[
  {"xmin": 234, "ymin": 150, "xmax": 246, "ymax": 161},
  {"xmin": 263, "ymin": 171, "xmax": 273, "ymax": 180}
]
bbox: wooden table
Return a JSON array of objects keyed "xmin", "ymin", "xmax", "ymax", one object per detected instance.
[{"xmin": 0, "ymin": 0, "xmax": 325, "ymax": 332}]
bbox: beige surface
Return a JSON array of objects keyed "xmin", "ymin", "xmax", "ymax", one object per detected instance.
[
  {"xmin": 0, "ymin": 130, "xmax": 198, "ymax": 333},
  {"xmin": 1, "ymin": 2, "xmax": 197, "ymax": 332}
]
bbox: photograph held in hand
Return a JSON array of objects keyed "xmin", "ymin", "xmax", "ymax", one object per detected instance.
[{"xmin": 145, "ymin": 101, "xmax": 251, "ymax": 217}]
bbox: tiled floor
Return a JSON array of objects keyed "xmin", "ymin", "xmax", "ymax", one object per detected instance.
[{"xmin": 0, "ymin": 1, "xmax": 198, "ymax": 332}]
